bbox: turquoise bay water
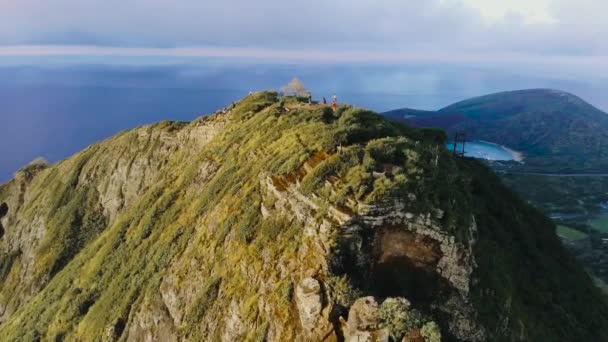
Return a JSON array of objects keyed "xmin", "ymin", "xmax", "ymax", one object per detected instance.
[{"xmin": 445, "ymin": 140, "xmax": 517, "ymax": 161}]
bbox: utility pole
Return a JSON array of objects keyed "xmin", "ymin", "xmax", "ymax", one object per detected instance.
[
  {"xmin": 452, "ymin": 131, "xmax": 467, "ymax": 158},
  {"xmin": 461, "ymin": 131, "xmax": 466, "ymax": 157}
]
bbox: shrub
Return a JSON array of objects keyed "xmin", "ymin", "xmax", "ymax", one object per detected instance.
[
  {"xmin": 420, "ymin": 321, "xmax": 442, "ymax": 342},
  {"xmin": 326, "ymin": 275, "xmax": 362, "ymax": 308},
  {"xmin": 365, "ymin": 137, "xmax": 409, "ymax": 165},
  {"xmin": 379, "ymin": 298, "xmax": 421, "ymax": 341},
  {"xmin": 336, "ymin": 108, "xmax": 412, "ymax": 145}
]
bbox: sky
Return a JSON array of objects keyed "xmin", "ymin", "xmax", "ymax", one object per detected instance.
[
  {"xmin": 0, "ymin": 0, "xmax": 606, "ymax": 80},
  {"xmin": 2, "ymin": 0, "xmax": 608, "ymax": 182}
]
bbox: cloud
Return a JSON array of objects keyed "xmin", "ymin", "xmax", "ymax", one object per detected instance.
[
  {"xmin": 455, "ymin": 0, "xmax": 556, "ymax": 24},
  {"xmin": 0, "ymin": 0, "xmax": 606, "ymax": 75},
  {"xmin": 0, "ymin": 1, "xmax": 553, "ymax": 47},
  {"xmin": 0, "ymin": 1, "xmax": 478, "ymax": 47}
]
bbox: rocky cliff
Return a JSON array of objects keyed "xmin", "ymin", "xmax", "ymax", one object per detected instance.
[{"xmin": 0, "ymin": 92, "xmax": 606, "ymax": 341}]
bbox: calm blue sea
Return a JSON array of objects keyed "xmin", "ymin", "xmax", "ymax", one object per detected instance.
[{"xmin": 1, "ymin": 63, "xmax": 605, "ymax": 182}]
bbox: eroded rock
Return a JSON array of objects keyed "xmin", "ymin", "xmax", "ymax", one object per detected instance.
[
  {"xmin": 345, "ymin": 296, "xmax": 389, "ymax": 342},
  {"xmin": 127, "ymin": 294, "xmax": 177, "ymax": 342},
  {"xmin": 295, "ymin": 277, "xmax": 323, "ymax": 332},
  {"xmin": 221, "ymin": 300, "xmax": 247, "ymax": 342}
]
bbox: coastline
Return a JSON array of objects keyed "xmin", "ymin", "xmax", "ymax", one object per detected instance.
[
  {"xmin": 503, "ymin": 146, "xmax": 525, "ymax": 162},
  {"xmin": 478, "ymin": 140, "xmax": 525, "ymax": 162}
]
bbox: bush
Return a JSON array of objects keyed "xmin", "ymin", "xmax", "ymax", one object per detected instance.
[
  {"xmin": 335, "ymin": 108, "xmax": 415, "ymax": 146},
  {"xmin": 420, "ymin": 321, "xmax": 441, "ymax": 342},
  {"xmin": 379, "ymin": 298, "xmax": 421, "ymax": 341},
  {"xmin": 326, "ymin": 275, "xmax": 362, "ymax": 308},
  {"xmin": 365, "ymin": 137, "xmax": 409, "ymax": 165}
]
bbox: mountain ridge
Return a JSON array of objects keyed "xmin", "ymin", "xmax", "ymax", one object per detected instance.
[
  {"xmin": 383, "ymin": 88, "xmax": 608, "ymax": 172},
  {"xmin": 0, "ymin": 92, "xmax": 606, "ymax": 341}
]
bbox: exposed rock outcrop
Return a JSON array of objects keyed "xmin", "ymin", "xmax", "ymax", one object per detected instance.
[
  {"xmin": 127, "ymin": 295, "xmax": 177, "ymax": 342},
  {"xmin": 221, "ymin": 301, "xmax": 247, "ymax": 342},
  {"xmin": 295, "ymin": 277, "xmax": 323, "ymax": 332},
  {"xmin": 344, "ymin": 297, "xmax": 389, "ymax": 342}
]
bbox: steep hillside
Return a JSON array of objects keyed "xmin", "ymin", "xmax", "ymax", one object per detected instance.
[
  {"xmin": 0, "ymin": 92, "xmax": 606, "ymax": 341},
  {"xmin": 382, "ymin": 109, "xmax": 469, "ymax": 132},
  {"xmin": 384, "ymin": 89, "xmax": 608, "ymax": 171}
]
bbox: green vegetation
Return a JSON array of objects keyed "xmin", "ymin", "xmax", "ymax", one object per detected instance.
[
  {"xmin": 325, "ymin": 275, "xmax": 362, "ymax": 308},
  {"xmin": 378, "ymin": 298, "xmax": 441, "ymax": 342},
  {"xmin": 464, "ymin": 160, "xmax": 608, "ymax": 341},
  {"xmin": 0, "ymin": 91, "xmax": 606, "ymax": 341},
  {"xmin": 1, "ymin": 92, "xmax": 436, "ymax": 340},
  {"xmin": 500, "ymin": 174, "xmax": 608, "ymax": 219},
  {"xmin": 420, "ymin": 322, "xmax": 442, "ymax": 342},
  {"xmin": 379, "ymin": 298, "xmax": 418, "ymax": 340},
  {"xmin": 499, "ymin": 174, "xmax": 608, "ymax": 287},
  {"xmin": 441, "ymin": 89, "xmax": 608, "ymax": 168},
  {"xmin": 589, "ymin": 216, "xmax": 608, "ymax": 233},
  {"xmin": 386, "ymin": 90, "xmax": 608, "ymax": 301},
  {"xmin": 556, "ymin": 225, "xmax": 588, "ymax": 240},
  {"xmin": 385, "ymin": 89, "xmax": 608, "ymax": 172},
  {"xmin": 0, "ymin": 251, "xmax": 20, "ymax": 283}
]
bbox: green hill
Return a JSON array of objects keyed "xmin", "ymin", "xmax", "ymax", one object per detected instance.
[
  {"xmin": 0, "ymin": 92, "xmax": 606, "ymax": 341},
  {"xmin": 384, "ymin": 89, "xmax": 608, "ymax": 172}
]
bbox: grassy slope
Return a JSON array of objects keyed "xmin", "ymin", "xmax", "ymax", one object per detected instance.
[
  {"xmin": 0, "ymin": 92, "xmax": 606, "ymax": 341},
  {"xmin": 0, "ymin": 93, "xmax": 450, "ymax": 340}
]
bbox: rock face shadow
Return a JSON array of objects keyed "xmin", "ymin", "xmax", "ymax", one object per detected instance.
[
  {"xmin": 371, "ymin": 228, "xmax": 446, "ymax": 305},
  {"xmin": 372, "ymin": 255, "xmax": 443, "ymax": 304},
  {"xmin": 331, "ymin": 224, "xmax": 450, "ymax": 307},
  {"xmin": 0, "ymin": 202, "xmax": 7, "ymax": 239}
]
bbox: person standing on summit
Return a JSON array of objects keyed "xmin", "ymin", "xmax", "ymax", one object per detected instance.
[{"xmin": 331, "ymin": 94, "xmax": 337, "ymax": 109}]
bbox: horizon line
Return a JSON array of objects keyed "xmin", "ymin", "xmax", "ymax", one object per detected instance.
[
  {"xmin": 0, "ymin": 44, "xmax": 605, "ymax": 64},
  {"xmin": 0, "ymin": 45, "xmax": 607, "ymax": 81}
]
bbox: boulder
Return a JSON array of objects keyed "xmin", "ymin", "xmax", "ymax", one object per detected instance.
[{"xmin": 345, "ymin": 297, "xmax": 389, "ymax": 342}]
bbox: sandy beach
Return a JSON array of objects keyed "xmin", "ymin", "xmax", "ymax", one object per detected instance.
[{"xmin": 477, "ymin": 140, "xmax": 525, "ymax": 162}]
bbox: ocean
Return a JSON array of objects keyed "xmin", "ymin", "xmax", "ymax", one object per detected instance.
[{"xmin": 1, "ymin": 62, "xmax": 606, "ymax": 182}]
